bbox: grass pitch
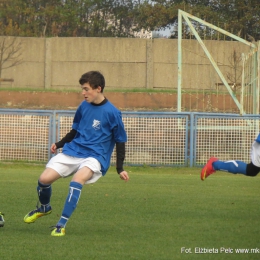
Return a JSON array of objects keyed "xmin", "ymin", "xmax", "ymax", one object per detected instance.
[{"xmin": 0, "ymin": 163, "xmax": 260, "ymax": 260}]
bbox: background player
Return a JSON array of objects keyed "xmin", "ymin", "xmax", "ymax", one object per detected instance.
[{"xmin": 201, "ymin": 133, "xmax": 260, "ymax": 180}]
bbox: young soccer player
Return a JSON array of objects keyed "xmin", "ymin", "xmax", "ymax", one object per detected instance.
[
  {"xmin": 24, "ymin": 71, "xmax": 129, "ymax": 236},
  {"xmin": 201, "ymin": 133, "xmax": 260, "ymax": 180},
  {"xmin": 0, "ymin": 212, "xmax": 4, "ymax": 227}
]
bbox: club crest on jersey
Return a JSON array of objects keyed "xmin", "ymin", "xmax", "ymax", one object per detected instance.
[{"xmin": 92, "ymin": 119, "xmax": 101, "ymax": 130}]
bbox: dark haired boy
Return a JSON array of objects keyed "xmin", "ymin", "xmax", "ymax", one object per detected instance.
[{"xmin": 24, "ymin": 71, "xmax": 129, "ymax": 236}]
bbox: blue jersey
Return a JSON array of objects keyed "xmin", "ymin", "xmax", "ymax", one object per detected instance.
[{"xmin": 62, "ymin": 100, "xmax": 127, "ymax": 175}]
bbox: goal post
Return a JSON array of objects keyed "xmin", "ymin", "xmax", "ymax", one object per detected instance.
[{"xmin": 177, "ymin": 9, "xmax": 259, "ymax": 115}]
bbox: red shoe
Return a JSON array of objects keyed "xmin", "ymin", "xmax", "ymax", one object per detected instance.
[{"xmin": 201, "ymin": 157, "xmax": 218, "ymax": 181}]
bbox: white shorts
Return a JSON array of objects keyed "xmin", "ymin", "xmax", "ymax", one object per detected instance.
[
  {"xmin": 251, "ymin": 141, "xmax": 260, "ymax": 167},
  {"xmin": 46, "ymin": 153, "xmax": 102, "ymax": 184}
]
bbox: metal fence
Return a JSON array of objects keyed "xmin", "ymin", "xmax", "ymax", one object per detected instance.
[
  {"xmin": 193, "ymin": 113, "xmax": 259, "ymax": 166},
  {"xmin": 55, "ymin": 111, "xmax": 189, "ymax": 167},
  {"xmin": 0, "ymin": 109, "xmax": 54, "ymax": 161},
  {"xmin": 0, "ymin": 109, "xmax": 259, "ymax": 167}
]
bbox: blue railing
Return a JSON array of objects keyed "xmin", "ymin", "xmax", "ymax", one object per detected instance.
[{"xmin": 0, "ymin": 109, "xmax": 259, "ymax": 167}]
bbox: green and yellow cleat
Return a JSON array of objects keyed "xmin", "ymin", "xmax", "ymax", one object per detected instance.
[
  {"xmin": 50, "ymin": 225, "xmax": 65, "ymax": 237},
  {"xmin": 24, "ymin": 207, "xmax": 52, "ymax": 223},
  {"xmin": 0, "ymin": 212, "xmax": 5, "ymax": 227}
]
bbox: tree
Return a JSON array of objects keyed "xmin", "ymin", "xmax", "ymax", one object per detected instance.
[
  {"xmin": 0, "ymin": 37, "xmax": 23, "ymax": 80},
  {"xmin": 226, "ymin": 49, "xmax": 242, "ymax": 93},
  {"xmin": 0, "ymin": 0, "xmax": 259, "ymax": 39},
  {"xmin": 185, "ymin": 0, "xmax": 260, "ymax": 41}
]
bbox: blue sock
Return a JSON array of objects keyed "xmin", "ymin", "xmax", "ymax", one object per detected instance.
[
  {"xmin": 213, "ymin": 160, "xmax": 247, "ymax": 175},
  {"xmin": 37, "ymin": 180, "xmax": 52, "ymax": 212},
  {"xmin": 57, "ymin": 181, "xmax": 83, "ymax": 227}
]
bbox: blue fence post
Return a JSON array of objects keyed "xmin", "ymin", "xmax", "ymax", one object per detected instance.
[{"xmin": 189, "ymin": 113, "xmax": 194, "ymax": 167}]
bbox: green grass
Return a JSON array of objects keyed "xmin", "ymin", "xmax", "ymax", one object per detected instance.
[{"xmin": 0, "ymin": 163, "xmax": 260, "ymax": 260}]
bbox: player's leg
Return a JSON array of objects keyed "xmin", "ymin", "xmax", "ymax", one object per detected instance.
[
  {"xmin": 211, "ymin": 160, "xmax": 247, "ymax": 174},
  {"xmin": 201, "ymin": 136, "xmax": 260, "ymax": 180},
  {"xmin": 24, "ymin": 153, "xmax": 81, "ymax": 224},
  {"xmin": 201, "ymin": 157, "xmax": 248, "ymax": 180},
  {"xmin": 50, "ymin": 180, "xmax": 84, "ymax": 236},
  {"xmin": 214, "ymin": 139, "xmax": 260, "ymax": 177},
  {"xmin": 201, "ymin": 158, "xmax": 260, "ymax": 180},
  {"xmin": 24, "ymin": 167, "xmax": 60, "ymax": 223},
  {"xmin": 51, "ymin": 158, "xmax": 102, "ymax": 236}
]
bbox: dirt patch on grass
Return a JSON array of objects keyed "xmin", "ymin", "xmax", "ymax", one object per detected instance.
[
  {"xmin": 0, "ymin": 90, "xmax": 238, "ymax": 112},
  {"xmin": 0, "ymin": 91, "xmax": 177, "ymax": 111}
]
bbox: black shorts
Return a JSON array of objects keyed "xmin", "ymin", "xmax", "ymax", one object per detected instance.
[{"xmin": 246, "ymin": 162, "xmax": 260, "ymax": 177}]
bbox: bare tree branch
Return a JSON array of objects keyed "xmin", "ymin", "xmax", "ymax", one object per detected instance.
[{"xmin": 0, "ymin": 37, "xmax": 23, "ymax": 79}]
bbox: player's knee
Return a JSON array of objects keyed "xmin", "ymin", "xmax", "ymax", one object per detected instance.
[
  {"xmin": 38, "ymin": 168, "xmax": 60, "ymax": 184},
  {"xmin": 38, "ymin": 179, "xmax": 50, "ymax": 185},
  {"xmin": 38, "ymin": 178, "xmax": 50, "ymax": 186},
  {"xmin": 246, "ymin": 162, "xmax": 260, "ymax": 177}
]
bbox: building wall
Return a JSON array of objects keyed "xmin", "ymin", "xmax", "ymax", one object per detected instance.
[{"xmin": 0, "ymin": 36, "xmax": 252, "ymax": 91}]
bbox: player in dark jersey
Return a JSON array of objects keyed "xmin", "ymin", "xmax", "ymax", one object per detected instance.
[{"xmin": 24, "ymin": 71, "xmax": 129, "ymax": 236}]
